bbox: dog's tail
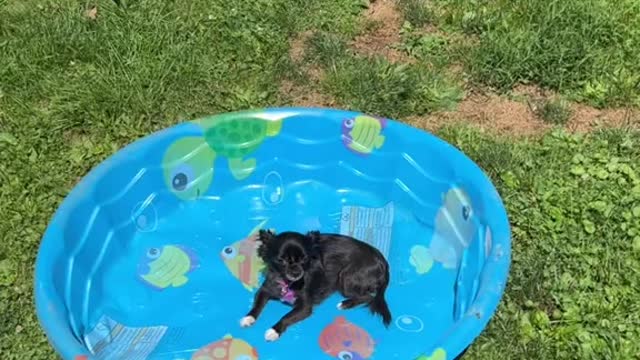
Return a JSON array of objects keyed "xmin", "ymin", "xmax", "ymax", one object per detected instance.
[{"xmin": 368, "ymin": 288, "xmax": 392, "ymax": 327}]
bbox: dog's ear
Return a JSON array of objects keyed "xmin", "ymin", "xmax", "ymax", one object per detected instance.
[
  {"xmin": 256, "ymin": 229, "xmax": 275, "ymax": 260},
  {"xmin": 257, "ymin": 229, "xmax": 275, "ymax": 243},
  {"xmin": 306, "ymin": 231, "xmax": 322, "ymax": 260}
]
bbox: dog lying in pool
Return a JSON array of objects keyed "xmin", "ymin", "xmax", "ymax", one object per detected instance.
[{"xmin": 239, "ymin": 230, "xmax": 392, "ymax": 341}]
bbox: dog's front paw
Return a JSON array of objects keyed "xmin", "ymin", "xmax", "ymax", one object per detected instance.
[
  {"xmin": 264, "ymin": 328, "xmax": 280, "ymax": 342},
  {"xmin": 240, "ymin": 316, "xmax": 256, "ymax": 328}
]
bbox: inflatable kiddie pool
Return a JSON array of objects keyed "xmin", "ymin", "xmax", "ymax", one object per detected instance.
[{"xmin": 35, "ymin": 108, "xmax": 511, "ymax": 360}]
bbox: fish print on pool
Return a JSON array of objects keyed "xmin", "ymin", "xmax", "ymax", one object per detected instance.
[
  {"xmin": 416, "ymin": 348, "xmax": 447, "ymax": 360},
  {"xmin": 137, "ymin": 245, "xmax": 199, "ymax": 290},
  {"xmin": 429, "ymin": 187, "xmax": 476, "ymax": 269},
  {"xmin": 341, "ymin": 115, "xmax": 387, "ymax": 156},
  {"xmin": 191, "ymin": 334, "xmax": 258, "ymax": 360},
  {"xmin": 220, "ymin": 220, "xmax": 269, "ymax": 292},
  {"xmin": 319, "ymin": 316, "xmax": 376, "ymax": 360},
  {"xmin": 409, "ymin": 245, "xmax": 433, "ymax": 275},
  {"xmin": 163, "ymin": 111, "xmax": 284, "ymax": 200}
]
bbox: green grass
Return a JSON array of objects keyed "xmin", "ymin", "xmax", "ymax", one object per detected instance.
[
  {"xmin": 397, "ymin": 22, "xmax": 457, "ymax": 69},
  {"xmin": 1, "ymin": 0, "xmax": 640, "ymax": 359},
  {"xmin": 430, "ymin": 0, "xmax": 640, "ymax": 107},
  {"xmin": 305, "ymin": 31, "xmax": 463, "ymax": 117}
]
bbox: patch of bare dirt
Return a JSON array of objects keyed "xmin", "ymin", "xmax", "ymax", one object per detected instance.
[
  {"xmin": 279, "ymin": 32, "xmax": 336, "ymax": 108},
  {"xmin": 84, "ymin": 5, "xmax": 98, "ymax": 20},
  {"xmin": 512, "ymin": 84, "xmax": 639, "ymax": 132},
  {"xmin": 350, "ymin": 0, "xmax": 410, "ymax": 63},
  {"xmin": 512, "ymin": 84, "xmax": 554, "ymax": 99},
  {"xmin": 289, "ymin": 30, "xmax": 313, "ymax": 64},
  {"xmin": 279, "ymin": 1, "xmax": 411, "ymax": 108},
  {"xmin": 406, "ymin": 91, "xmax": 550, "ymax": 136},
  {"xmin": 278, "ymin": 80, "xmax": 336, "ymax": 108},
  {"xmin": 567, "ymin": 105, "xmax": 638, "ymax": 132},
  {"xmin": 406, "ymin": 84, "xmax": 639, "ymax": 136}
]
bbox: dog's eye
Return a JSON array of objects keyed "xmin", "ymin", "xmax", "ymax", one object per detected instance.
[
  {"xmin": 221, "ymin": 246, "xmax": 237, "ymax": 259},
  {"xmin": 338, "ymin": 351, "xmax": 354, "ymax": 360}
]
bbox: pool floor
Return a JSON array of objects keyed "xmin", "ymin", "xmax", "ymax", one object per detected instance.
[{"xmin": 90, "ymin": 182, "xmax": 456, "ymax": 360}]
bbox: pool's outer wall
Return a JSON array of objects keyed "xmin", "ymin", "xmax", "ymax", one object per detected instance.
[
  {"xmin": 35, "ymin": 170, "xmax": 101, "ymax": 359},
  {"xmin": 34, "ymin": 123, "xmax": 176, "ymax": 360},
  {"xmin": 34, "ymin": 107, "xmax": 511, "ymax": 360},
  {"xmin": 36, "ymin": 218, "xmax": 93, "ymax": 359},
  {"xmin": 396, "ymin": 108, "xmax": 511, "ymax": 359}
]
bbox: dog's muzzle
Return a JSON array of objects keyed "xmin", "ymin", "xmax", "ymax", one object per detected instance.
[{"xmin": 285, "ymin": 266, "xmax": 304, "ymax": 281}]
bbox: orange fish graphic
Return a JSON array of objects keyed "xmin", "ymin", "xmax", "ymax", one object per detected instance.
[
  {"xmin": 318, "ymin": 316, "xmax": 375, "ymax": 360},
  {"xmin": 220, "ymin": 220, "xmax": 269, "ymax": 291},
  {"xmin": 192, "ymin": 334, "xmax": 258, "ymax": 360}
]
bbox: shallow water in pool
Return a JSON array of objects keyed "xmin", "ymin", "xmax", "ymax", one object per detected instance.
[{"xmin": 93, "ymin": 181, "xmax": 456, "ymax": 360}]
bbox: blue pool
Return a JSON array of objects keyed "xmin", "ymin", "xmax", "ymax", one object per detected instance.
[{"xmin": 35, "ymin": 108, "xmax": 511, "ymax": 360}]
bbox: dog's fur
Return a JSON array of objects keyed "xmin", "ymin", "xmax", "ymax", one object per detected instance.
[{"xmin": 241, "ymin": 230, "xmax": 392, "ymax": 341}]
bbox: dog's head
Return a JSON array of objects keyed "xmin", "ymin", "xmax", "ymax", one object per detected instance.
[{"xmin": 257, "ymin": 230, "xmax": 317, "ymax": 282}]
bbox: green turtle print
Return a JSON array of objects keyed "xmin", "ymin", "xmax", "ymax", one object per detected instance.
[{"xmin": 163, "ymin": 111, "xmax": 283, "ymax": 200}]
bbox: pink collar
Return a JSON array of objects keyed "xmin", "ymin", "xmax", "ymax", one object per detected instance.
[{"xmin": 276, "ymin": 279, "xmax": 297, "ymax": 304}]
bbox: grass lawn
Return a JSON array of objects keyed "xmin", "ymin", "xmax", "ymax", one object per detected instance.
[{"xmin": 1, "ymin": 0, "xmax": 639, "ymax": 359}]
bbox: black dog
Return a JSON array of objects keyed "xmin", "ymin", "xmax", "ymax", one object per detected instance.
[{"xmin": 240, "ymin": 230, "xmax": 392, "ymax": 341}]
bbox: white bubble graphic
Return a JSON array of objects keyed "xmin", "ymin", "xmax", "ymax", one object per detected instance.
[
  {"xmin": 395, "ymin": 315, "xmax": 424, "ymax": 333},
  {"xmin": 262, "ymin": 171, "xmax": 285, "ymax": 206},
  {"xmin": 131, "ymin": 201, "xmax": 158, "ymax": 232},
  {"xmin": 137, "ymin": 215, "xmax": 147, "ymax": 228}
]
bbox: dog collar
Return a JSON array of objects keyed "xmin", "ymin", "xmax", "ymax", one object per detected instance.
[{"xmin": 276, "ymin": 279, "xmax": 297, "ymax": 304}]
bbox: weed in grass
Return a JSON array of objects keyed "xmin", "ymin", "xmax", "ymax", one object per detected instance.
[
  {"xmin": 431, "ymin": 0, "xmax": 496, "ymax": 35},
  {"xmin": 536, "ymin": 98, "xmax": 573, "ymax": 126},
  {"xmin": 398, "ymin": 22, "xmax": 451, "ymax": 67},
  {"xmin": 397, "ymin": 0, "xmax": 433, "ymax": 27}
]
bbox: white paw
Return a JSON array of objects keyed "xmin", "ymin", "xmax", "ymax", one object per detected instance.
[
  {"xmin": 265, "ymin": 328, "xmax": 280, "ymax": 342},
  {"xmin": 337, "ymin": 301, "xmax": 345, "ymax": 310},
  {"xmin": 240, "ymin": 316, "xmax": 255, "ymax": 328}
]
